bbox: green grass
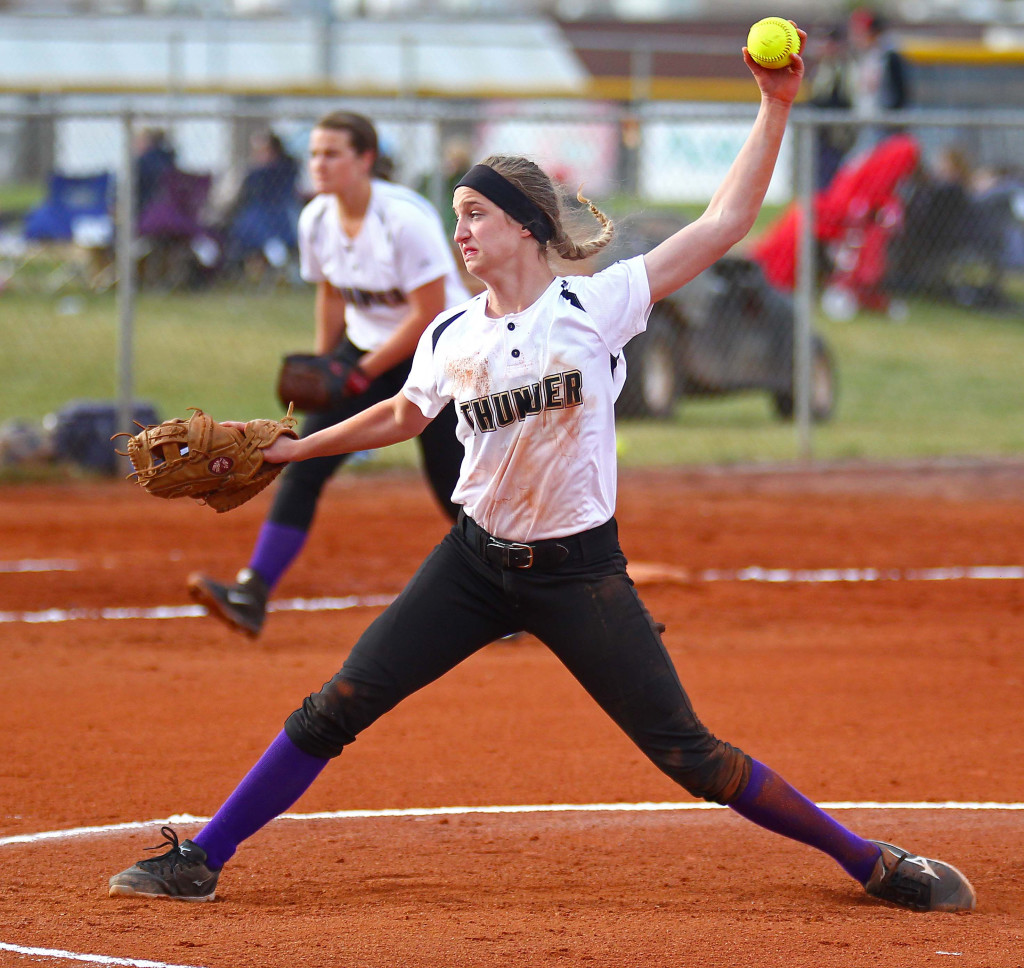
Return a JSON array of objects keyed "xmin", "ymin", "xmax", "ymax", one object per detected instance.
[
  {"xmin": 0, "ymin": 287, "xmax": 312, "ymax": 420},
  {"xmin": 617, "ymin": 298, "xmax": 1024, "ymax": 465},
  {"xmin": 0, "ymin": 181, "xmax": 46, "ymax": 216},
  {"xmin": 2, "ymin": 284, "xmax": 1024, "ymax": 476}
]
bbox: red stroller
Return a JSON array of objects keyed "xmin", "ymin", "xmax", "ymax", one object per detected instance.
[{"xmin": 749, "ymin": 133, "xmax": 921, "ymax": 317}]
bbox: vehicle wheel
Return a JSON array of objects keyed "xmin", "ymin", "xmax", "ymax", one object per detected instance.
[
  {"xmin": 616, "ymin": 318, "xmax": 681, "ymax": 419},
  {"xmin": 773, "ymin": 338, "xmax": 837, "ymax": 422}
]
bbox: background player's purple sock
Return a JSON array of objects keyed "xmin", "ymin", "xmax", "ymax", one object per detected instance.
[
  {"xmin": 248, "ymin": 521, "xmax": 308, "ymax": 590},
  {"xmin": 729, "ymin": 759, "xmax": 881, "ymax": 884},
  {"xmin": 192, "ymin": 730, "xmax": 328, "ymax": 870}
]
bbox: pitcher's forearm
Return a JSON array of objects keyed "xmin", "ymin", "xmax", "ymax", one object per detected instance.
[
  {"xmin": 291, "ymin": 394, "xmax": 430, "ymax": 461},
  {"xmin": 704, "ymin": 96, "xmax": 792, "ymax": 236}
]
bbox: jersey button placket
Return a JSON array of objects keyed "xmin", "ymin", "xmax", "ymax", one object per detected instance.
[{"xmin": 504, "ymin": 314, "xmax": 526, "ymax": 370}]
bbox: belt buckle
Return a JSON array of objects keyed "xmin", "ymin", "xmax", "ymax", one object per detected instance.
[
  {"xmin": 487, "ymin": 538, "xmax": 534, "ymax": 569},
  {"xmin": 508, "ymin": 542, "xmax": 534, "ymax": 569}
]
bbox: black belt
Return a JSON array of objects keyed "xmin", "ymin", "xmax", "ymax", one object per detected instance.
[{"xmin": 457, "ymin": 511, "xmax": 618, "ymax": 571}]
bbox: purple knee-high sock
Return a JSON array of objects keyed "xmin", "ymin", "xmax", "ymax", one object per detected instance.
[
  {"xmin": 192, "ymin": 730, "xmax": 328, "ymax": 870},
  {"xmin": 729, "ymin": 759, "xmax": 881, "ymax": 884},
  {"xmin": 248, "ymin": 521, "xmax": 308, "ymax": 591}
]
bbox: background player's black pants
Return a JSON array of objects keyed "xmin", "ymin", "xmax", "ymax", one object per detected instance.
[
  {"xmin": 285, "ymin": 514, "xmax": 751, "ymax": 805},
  {"xmin": 269, "ymin": 339, "xmax": 462, "ymax": 531}
]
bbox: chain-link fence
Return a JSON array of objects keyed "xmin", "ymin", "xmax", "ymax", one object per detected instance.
[{"xmin": 2, "ymin": 95, "xmax": 1024, "ymax": 474}]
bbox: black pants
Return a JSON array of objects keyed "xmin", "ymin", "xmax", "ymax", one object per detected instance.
[
  {"xmin": 269, "ymin": 339, "xmax": 462, "ymax": 531},
  {"xmin": 285, "ymin": 513, "xmax": 751, "ymax": 805}
]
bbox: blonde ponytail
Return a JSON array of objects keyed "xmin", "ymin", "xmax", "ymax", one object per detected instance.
[{"xmin": 481, "ymin": 155, "xmax": 615, "ymax": 263}]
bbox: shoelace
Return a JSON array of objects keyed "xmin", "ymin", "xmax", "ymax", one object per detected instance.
[
  {"xmin": 142, "ymin": 825, "xmax": 184, "ymax": 862},
  {"xmin": 877, "ymin": 845, "xmax": 910, "ymax": 887},
  {"xmin": 876, "ymin": 846, "xmax": 926, "ymax": 902}
]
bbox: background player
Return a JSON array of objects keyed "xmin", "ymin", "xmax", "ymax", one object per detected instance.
[
  {"xmin": 188, "ymin": 111, "xmax": 469, "ymax": 638},
  {"xmin": 110, "ymin": 26, "xmax": 975, "ymax": 914}
]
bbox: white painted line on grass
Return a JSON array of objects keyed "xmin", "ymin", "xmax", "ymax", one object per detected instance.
[{"xmin": 0, "ymin": 942, "xmax": 205, "ymax": 968}]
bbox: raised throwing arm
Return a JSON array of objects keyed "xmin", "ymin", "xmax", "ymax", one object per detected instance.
[{"xmin": 643, "ymin": 26, "xmax": 806, "ymax": 303}]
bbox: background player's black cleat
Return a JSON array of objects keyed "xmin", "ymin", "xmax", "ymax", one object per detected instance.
[
  {"xmin": 864, "ymin": 840, "xmax": 976, "ymax": 912},
  {"xmin": 108, "ymin": 827, "xmax": 220, "ymax": 902},
  {"xmin": 188, "ymin": 567, "xmax": 268, "ymax": 638}
]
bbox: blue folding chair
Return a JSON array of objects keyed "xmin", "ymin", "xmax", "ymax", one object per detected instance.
[
  {"xmin": 23, "ymin": 172, "xmax": 114, "ymax": 242},
  {"xmin": 3, "ymin": 172, "xmax": 116, "ymax": 292}
]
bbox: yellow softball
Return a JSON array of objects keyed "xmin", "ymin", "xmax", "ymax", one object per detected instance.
[{"xmin": 746, "ymin": 17, "xmax": 801, "ymax": 69}]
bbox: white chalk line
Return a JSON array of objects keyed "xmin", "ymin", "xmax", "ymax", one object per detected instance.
[
  {"xmin": 2, "ymin": 564, "xmax": 1023, "ymax": 626},
  {"xmin": 3, "ymin": 800, "xmax": 1023, "ymax": 849},
  {"xmin": 0, "ymin": 941, "xmax": 205, "ymax": 968},
  {"xmin": 0, "ymin": 594, "xmax": 397, "ymax": 626},
  {"xmin": 703, "ymin": 564, "xmax": 1024, "ymax": 583},
  {"xmin": 0, "ymin": 558, "xmax": 78, "ymax": 573},
  {"xmin": 3, "ymin": 801, "xmax": 1018, "ymax": 968}
]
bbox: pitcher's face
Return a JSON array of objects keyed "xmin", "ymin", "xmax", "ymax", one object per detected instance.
[{"xmin": 453, "ymin": 187, "xmax": 531, "ymax": 278}]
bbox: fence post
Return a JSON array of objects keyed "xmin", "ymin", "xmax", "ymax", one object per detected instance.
[
  {"xmin": 427, "ymin": 116, "xmax": 444, "ymax": 215},
  {"xmin": 793, "ymin": 116, "xmax": 816, "ymax": 459},
  {"xmin": 629, "ymin": 45, "xmax": 653, "ymax": 103},
  {"xmin": 115, "ymin": 111, "xmax": 137, "ymax": 449}
]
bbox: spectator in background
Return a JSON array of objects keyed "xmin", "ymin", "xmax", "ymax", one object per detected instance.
[
  {"xmin": 886, "ymin": 146, "xmax": 974, "ymax": 299},
  {"xmin": 809, "ymin": 24, "xmax": 856, "ymax": 190},
  {"xmin": 134, "ymin": 127, "xmax": 176, "ymax": 216},
  {"xmin": 223, "ymin": 130, "xmax": 301, "ymax": 277},
  {"xmin": 847, "ymin": 8, "xmax": 910, "ymax": 158},
  {"xmin": 972, "ymin": 163, "xmax": 1024, "ymax": 273}
]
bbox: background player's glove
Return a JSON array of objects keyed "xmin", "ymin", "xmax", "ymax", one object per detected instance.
[
  {"xmin": 113, "ymin": 405, "xmax": 298, "ymax": 513},
  {"xmin": 276, "ymin": 352, "xmax": 371, "ymax": 412}
]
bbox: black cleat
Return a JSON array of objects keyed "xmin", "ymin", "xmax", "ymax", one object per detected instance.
[
  {"xmin": 188, "ymin": 567, "xmax": 268, "ymax": 638},
  {"xmin": 109, "ymin": 827, "xmax": 220, "ymax": 902},
  {"xmin": 864, "ymin": 840, "xmax": 976, "ymax": 912}
]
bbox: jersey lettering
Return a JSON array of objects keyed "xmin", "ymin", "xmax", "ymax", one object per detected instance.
[
  {"xmin": 510, "ymin": 383, "xmax": 543, "ymax": 420},
  {"xmin": 491, "ymin": 391, "xmax": 518, "ymax": 428},
  {"xmin": 470, "ymin": 397, "xmax": 496, "ymax": 433},
  {"xmin": 563, "ymin": 369, "xmax": 584, "ymax": 405},
  {"xmin": 459, "ymin": 369, "xmax": 584, "ymax": 433},
  {"xmin": 340, "ymin": 286, "xmax": 406, "ymax": 308}
]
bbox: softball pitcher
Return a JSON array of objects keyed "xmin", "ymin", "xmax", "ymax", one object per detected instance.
[{"xmin": 110, "ymin": 28, "xmax": 975, "ymax": 914}]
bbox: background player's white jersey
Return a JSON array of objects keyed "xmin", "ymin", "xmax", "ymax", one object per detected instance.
[
  {"xmin": 298, "ymin": 179, "xmax": 469, "ymax": 353},
  {"xmin": 404, "ymin": 255, "xmax": 652, "ymax": 542}
]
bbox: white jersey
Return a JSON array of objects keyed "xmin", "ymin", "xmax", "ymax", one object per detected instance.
[
  {"xmin": 298, "ymin": 180, "xmax": 469, "ymax": 353},
  {"xmin": 403, "ymin": 255, "xmax": 653, "ymax": 542}
]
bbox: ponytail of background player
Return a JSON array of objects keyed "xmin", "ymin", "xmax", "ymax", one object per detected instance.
[{"xmin": 110, "ymin": 27, "xmax": 976, "ymax": 915}]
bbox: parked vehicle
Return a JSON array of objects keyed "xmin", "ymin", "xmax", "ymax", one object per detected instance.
[{"xmin": 603, "ymin": 214, "xmax": 837, "ymax": 421}]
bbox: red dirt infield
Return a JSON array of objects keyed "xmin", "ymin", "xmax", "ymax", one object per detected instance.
[{"xmin": 1, "ymin": 461, "xmax": 1023, "ymax": 968}]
